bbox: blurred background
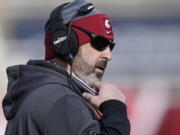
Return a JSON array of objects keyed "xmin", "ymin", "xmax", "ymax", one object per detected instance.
[{"xmin": 0, "ymin": 0, "xmax": 180, "ymax": 134}]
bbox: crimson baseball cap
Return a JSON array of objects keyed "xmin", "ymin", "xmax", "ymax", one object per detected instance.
[{"xmin": 44, "ymin": 0, "xmax": 114, "ymax": 60}]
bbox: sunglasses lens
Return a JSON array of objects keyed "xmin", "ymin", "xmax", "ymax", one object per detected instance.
[
  {"xmin": 91, "ymin": 36, "xmax": 115, "ymax": 51},
  {"xmin": 109, "ymin": 43, "xmax": 115, "ymax": 51},
  {"xmin": 71, "ymin": 25, "xmax": 115, "ymax": 51}
]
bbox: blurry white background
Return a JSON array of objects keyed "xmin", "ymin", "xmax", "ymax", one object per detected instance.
[{"xmin": 0, "ymin": 0, "xmax": 180, "ymax": 135}]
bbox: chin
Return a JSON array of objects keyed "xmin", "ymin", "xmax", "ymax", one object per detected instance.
[{"xmin": 95, "ymin": 71, "xmax": 103, "ymax": 81}]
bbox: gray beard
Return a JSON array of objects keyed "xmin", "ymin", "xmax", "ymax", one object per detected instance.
[{"xmin": 72, "ymin": 52, "xmax": 103, "ymax": 87}]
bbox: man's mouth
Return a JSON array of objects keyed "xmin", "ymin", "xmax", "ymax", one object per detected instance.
[
  {"xmin": 95, "ymin": 61, "xmax": 107, "ymax": 72},
  {"xmin": 95, "ymin": 66, "xmax": 104, "ymax": 71},
  {"xmin": 95, "ymin": 66, "xmax": 105, "ymax": 73}
]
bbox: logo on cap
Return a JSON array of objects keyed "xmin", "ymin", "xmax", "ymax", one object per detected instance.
[
  {"xmin": 105, "ymin": 19, "xmax": 111, "ymax": 29},
  {"xmin": 104, "ymin": 18, "xmax": 112, "ymax": 34}
]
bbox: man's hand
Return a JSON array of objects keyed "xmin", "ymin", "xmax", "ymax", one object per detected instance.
[{"xmin": 82, "ymin": 81, "xmax": 126, "ymax": 108}]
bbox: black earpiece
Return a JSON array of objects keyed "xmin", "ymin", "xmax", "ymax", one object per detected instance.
[
  {"xmin": 45, "ymin": 3, "xmax": 78, "ymax": 62},
  {"xmin": 45, "ymin": 2, "xmax": 94, "ymax": 62},
  {"xmin": 50, "ymin": 20, "xmax": 78, "ymax": 62}
]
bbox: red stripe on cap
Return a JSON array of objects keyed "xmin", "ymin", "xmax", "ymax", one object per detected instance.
[
  {"xmin": 45, "ymin": 32, "xmax": 57, "ymax": 60},
  {"xmin": 72, "ymin": 27, "xmax": 91, "ymax": 46},
  {"xmin": 72, "ymin": 14, "xmax": 114, "ymax": 46}
]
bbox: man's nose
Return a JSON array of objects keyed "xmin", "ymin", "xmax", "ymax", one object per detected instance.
[{"xmin": 100, "ymin": 47, "xmax": 112, "ymax": 61}]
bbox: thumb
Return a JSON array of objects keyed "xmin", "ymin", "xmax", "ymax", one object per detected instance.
[
  {"xmin": 82, "ymin": 92, "xmax": 94, "ymax": 101},
  {"xmin": 82, "ymin": 92, "xmax": 100, "ymax": 108}
]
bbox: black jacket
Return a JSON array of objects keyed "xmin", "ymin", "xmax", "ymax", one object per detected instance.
[{"xmin": 2, "ymin": 60, "xmax": 130, "ymax": 135}]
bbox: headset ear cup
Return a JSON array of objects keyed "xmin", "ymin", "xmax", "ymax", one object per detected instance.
[
  {"xmin": 67, "ymin": 29, "xmax": 79, "ymax": 58},
  {"xmin": 51, "ymin": 22, "xmax": 78, "ymax": 61},
  {"xmin": 52, "ymin": 30, "xmax": 67, "ymax": 56}
]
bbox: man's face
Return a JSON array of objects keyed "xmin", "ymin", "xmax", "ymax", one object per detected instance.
[{"xmin": 72, "ymin": 43, "xmax": 112, "ymax": 87}]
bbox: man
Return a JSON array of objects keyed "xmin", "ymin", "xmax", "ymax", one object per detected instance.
[{"xmin": 2, "ymin": 0, "xmax": 130, "ymax": 135}]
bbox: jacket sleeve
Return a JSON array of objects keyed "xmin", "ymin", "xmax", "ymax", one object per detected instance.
[
  {"xmin": 99, "ymin": 100, "xmax": 130, "ymax": 135},
  {"xmin": 44, "ymin": 95, "xmax": 130, "ymax": 135}
]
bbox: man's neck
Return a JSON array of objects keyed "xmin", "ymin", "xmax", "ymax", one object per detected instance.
[
  {"xmin": 50, "ymin": 57, "xmax": 81, "ymax": 81},
  {"xmin": 50, "ymin": 57, "xmax": 71, "ymax": 71}
]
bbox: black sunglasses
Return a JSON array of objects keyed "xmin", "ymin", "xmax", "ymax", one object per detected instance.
[{"xmin": 71, "ymin": 25, "xmax": 115, "ymax": 51}]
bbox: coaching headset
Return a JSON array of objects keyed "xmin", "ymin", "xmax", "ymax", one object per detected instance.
[{"xmin": 45, "ymin": 3, "xmax": 94, "ymax": 63}]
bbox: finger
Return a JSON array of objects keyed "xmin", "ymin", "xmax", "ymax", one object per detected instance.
[
  {"xmin": 82, "ymin": 92, "xmax": 94, "ymax": 101},
  {"xmin": 82, "ymin": 92, "xmax": 100, "ymax": 107},
  {"xmin": 93, "ymin": 81, "xmax": 102, "ymax": 89}
]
